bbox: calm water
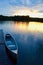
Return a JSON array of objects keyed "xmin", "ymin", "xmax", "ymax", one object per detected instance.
[{"xmin": 0, "ymin": 21, "xmax": 43, "ymax": 65}]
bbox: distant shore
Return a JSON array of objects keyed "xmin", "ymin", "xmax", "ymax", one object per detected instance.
[{"xmin": 0, "ymin": 15, "xmax": 43, "ymax": 22}]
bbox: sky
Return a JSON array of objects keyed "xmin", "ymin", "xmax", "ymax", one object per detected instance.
[{"xmin": 0, "ymin": 0, "xmax": 43, "ymax": 17}]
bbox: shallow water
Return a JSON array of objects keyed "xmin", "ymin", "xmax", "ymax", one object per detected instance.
[{"xmin": 0, "ymin": 21, "xmax": 43, "ymax": 65}]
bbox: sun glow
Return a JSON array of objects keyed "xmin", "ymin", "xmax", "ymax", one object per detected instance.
[
  {"xmin": 13, "ymin": 8, "xmax": 38, "ymax": 17},
  {"xmin": 12, "ymin": 6, "xmax": 43, "ymax": 18}
]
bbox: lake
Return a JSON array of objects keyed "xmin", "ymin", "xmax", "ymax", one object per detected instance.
[{"xmin": 0, "ymin": 21, "xmax": 43, "ymax": 65}]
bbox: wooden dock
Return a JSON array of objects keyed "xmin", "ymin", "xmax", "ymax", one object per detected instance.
[{"xmin": 0, "ymin": 30, "xmax": 13, "ymax": 65}]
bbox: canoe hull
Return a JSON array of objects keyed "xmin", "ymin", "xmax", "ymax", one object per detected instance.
[
  {"xmin": 5, "ymin": 34, "xmax": 18, "ymax": 64},
  {"xmin": 5, "ymin": 45, "xmax": 18, "ymax": 64}
]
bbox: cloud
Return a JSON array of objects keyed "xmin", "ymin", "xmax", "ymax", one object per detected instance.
[
  {"xmin": 9, "ymin": 6, "xmax": 31, "ymax": 16},
  {"xmin": 0, "ymin": 0, "xmax": 43, "ymax": 16},
  {"xmin": 21, "ymin": 0, "xmax": 31, "ymax": 6},
  {"xmin": 32, "ymin": 4, "xmax": 43, "ymax": 13},
  {"xmin": 8, "ymin": 0, "xmax": 31, "ymax": 7},
  {"xmin": 30, "ymin": 4, "xmax": 43, "ymax": 18},
  {"xmin": 28, "ymin": 0, "xmax": 43, "ymax": 7}
]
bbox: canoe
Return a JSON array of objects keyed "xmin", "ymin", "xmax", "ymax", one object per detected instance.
[{"xmin": 5, "ymin": 34, "xmax": 18, "ymax": 63}]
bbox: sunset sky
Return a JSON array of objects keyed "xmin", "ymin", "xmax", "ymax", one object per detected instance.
[{"xmin": 0, "ymin": 0, "xmax": 43, "ymax": 17}]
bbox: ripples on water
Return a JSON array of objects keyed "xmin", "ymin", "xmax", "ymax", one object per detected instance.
[{"xmin": 0, "ymin": 21, "xmax": 43, "ymax": 65}]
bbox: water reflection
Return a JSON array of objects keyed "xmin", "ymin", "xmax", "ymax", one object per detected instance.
[
  {"xmin": 0, "ymin": 21, "xmax": 43, "ymax": 33},
  {"xmin": 29, "ymin": 22, "xmax": 43, "ymax": 32},
  {"xmin": 0, "ymin": 21, "xmax": 43, "ymax": 65},
  {"xmin": 11, "ymin": 21, "xmax": 43, "ymax": 33}
]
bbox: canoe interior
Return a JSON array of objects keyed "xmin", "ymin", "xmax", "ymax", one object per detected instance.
[{"xmin": 5, "ymin": 34, "xmax": 18, "ymax": 54}]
